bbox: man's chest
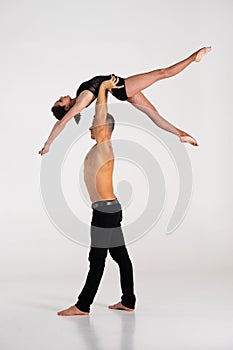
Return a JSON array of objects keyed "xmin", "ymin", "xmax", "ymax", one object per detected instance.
[{"xmin": 84, "ymin": 144, "xmax": 114, "ymax": 170}]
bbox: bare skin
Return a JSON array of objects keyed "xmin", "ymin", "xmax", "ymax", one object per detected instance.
[
  {"xmin": 84, "ymin": 141, "xmax": 116, "ymax": 202},
  {"xmin": 195, "ymin": 47, "xmax": 212, "ymax": 62},
  {"xmin": 57, "ymin": 301, "xmax": 134, "ymax": 316},
  {"xmin": 38, "ymin": 47, "xmax": 211, "ymax": 155},
  {"xmin": 57, "ymin": 305, "xmax": 89, "ymax": 316},
  {"xmin": 108, "ymin": 301, "xmax": 134, "ymax": 312}
]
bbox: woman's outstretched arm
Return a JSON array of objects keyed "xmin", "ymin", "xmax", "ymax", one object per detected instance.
[{"xmin": 38, "ymin": 91, "xmax": 93, "ymax": 156}]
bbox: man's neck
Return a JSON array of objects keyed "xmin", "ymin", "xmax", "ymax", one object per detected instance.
[{"xmin": 95, "ymin": 137, "xmax": 111, "ymax": 145}]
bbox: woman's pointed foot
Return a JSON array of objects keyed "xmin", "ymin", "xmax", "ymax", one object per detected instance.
[
  {"xmin": 108, "ymin": 301, "xmax": 134, "ymax": 312},
  {"xmin": 195, "ymin": 46, "xmax": 212, "ymax": 62},
  {"xmin": 179, "ymin": 134, "xmax": 199, "ymax": 146}
]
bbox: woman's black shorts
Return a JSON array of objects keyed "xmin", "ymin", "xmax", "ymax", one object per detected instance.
[{"xmin": 76, "ymin": 74, "xmax": 128, "ymax": 102}]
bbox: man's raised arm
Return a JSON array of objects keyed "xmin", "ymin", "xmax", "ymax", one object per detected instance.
[{"xmin": 94, "ymin": 75, "xmax": 124, "ymax": 128}]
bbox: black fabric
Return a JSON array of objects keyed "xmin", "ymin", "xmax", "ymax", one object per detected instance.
[
  {"xmin": 75, "ymin": 200, "xmax": 136, "ymax": 312},
  {"xmin": 76, "ymin": 74, "xmax": 128, "ymax": 104},
  {"xmin": 90, "ymin": 203, "xmax": 125, "ymax": 248}
]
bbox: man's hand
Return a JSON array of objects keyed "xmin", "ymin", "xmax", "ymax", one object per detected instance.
[
  {"xmin": 101, "ymin": 75, "xmax": 124, "ymax": 91},
  {"xmin": 38, "ymin": 142, "xmax": 50, "ymax": 156}
]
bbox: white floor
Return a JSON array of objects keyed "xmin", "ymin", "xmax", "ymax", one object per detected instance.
[{"xmin": 1, "ymin": 271, "xmax": 233, "ymax": 350}]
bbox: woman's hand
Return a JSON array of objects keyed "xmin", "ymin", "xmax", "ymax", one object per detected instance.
[
  {"xmin": 102, "ymin": 75, "xmax": 124, "ymax": 91},
  {"xmin": 38, "ymin": 142, "xmax": 50, "ymax": 156}
]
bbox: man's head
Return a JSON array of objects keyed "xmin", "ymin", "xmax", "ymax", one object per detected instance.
[
  {"xmin": 51, "ymin": 96, "xmax": 72, "ymax": 120},
  {"xmin": 89, "ymin": 113, "xmax": 115, "ymax": 141}
]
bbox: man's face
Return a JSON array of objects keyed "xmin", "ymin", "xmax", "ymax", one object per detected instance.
[
  {"xmin": 89, "ymin": 124, "xmax": 96, "ymax": 139},
  {"xmin": 53, "ymin": 96, "xmax": 71, "ymax": 110},
  {"xmin": 89, "ymin": 117, "xmax": 106, "ymax": 140}
]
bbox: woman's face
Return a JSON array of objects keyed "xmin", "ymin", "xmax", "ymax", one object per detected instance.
[{"xmin": 53, "ymin": 95, "xmax": 71, "ymax": 109}]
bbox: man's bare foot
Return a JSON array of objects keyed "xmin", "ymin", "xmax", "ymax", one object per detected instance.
[
  {"xmin": 195, "ymin": 46, "xmax": 212, "ymax": 62},
  {"xmin": 179, "ymin": 134, "xmax": 199, "ymax": 147},
  {"xmin": 57, "ymin": 305, "xmax": 89, "ymax": 316},
  {"xmin": 108, "ymin": 301, "xmax": 134, "ymax": 312}
]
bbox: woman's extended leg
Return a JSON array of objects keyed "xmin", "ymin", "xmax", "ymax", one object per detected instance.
[
  {"xmin": 127, "ymin": 92, "xmax": 198, "ymax": 146},
  {"xmin": 125, "ymin": 47, "xmax": 211, "ymax": 98}
]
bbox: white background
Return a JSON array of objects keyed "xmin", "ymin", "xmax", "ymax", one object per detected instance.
[{"xmin": 1, "ymin": 0, "xmax": 233, "ymax": 349}]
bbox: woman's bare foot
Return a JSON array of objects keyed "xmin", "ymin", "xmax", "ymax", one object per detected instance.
[
  {"xmin": 195, "ymin": 46, "xmax": 212, "ymax": 62},
  {"xmin": 179, "ymin": 134, "xmax": 199, "ymax": 147},
  {"xmin": 108, "ymin": 301, "xmax": 134, "ymax": 312},
  {"xmin": 57, "ymin": 305, "xmax": 89, "ymax": 316}
]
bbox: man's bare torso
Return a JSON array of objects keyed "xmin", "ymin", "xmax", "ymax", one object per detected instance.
[{"xmin": 84, "ymin": 141, "xmax": 116, "ymax": 203}]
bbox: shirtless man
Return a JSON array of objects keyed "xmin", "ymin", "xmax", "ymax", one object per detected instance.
[
  {"xmin": 38, "ymin": 47, "xmax": 211, "ymax": 156},
  {"xmin": 57, "ymin": 76, "xmax": 136, "ymax": 316}
]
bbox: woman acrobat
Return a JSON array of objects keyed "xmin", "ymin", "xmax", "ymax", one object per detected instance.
[{"xmin": 38, "ymin": 46, "xmax": 211, "ymax": 156}]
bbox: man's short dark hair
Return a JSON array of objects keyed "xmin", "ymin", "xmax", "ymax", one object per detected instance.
[
  {"xmin": 51, "ymin": 105, "xmax": 67, "ymax": 120},
  {"xmin": 106, "ymin": 113, "xmax": 115, "ymax": 133}
]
